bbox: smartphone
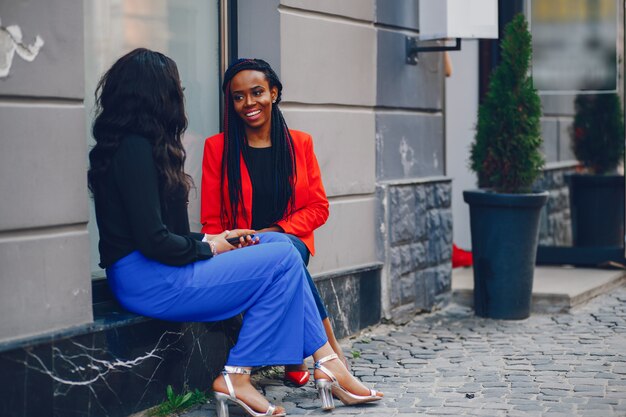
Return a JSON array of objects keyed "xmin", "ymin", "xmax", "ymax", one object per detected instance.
[{"xmin": 226, "ymin": 234, "xmax": 256, "ymax": 245}]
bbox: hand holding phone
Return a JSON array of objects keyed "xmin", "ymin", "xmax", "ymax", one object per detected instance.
[{"xmin": 226, "ymin": 234, "xmax": 256, "ymax": 245}]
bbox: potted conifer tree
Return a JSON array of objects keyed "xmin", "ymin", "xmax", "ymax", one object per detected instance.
[
  {"xmin": 463, "ymin": 14, "xmax": 548, "ymax": 320},
  {"xmin": 568, "ymin": 92, "xmax": 625, "ymax": 247}
]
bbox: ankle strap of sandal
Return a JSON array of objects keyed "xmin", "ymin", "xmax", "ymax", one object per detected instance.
[
  {"xmin": 314, "ymin": 353, "xmax": 338, "ymax": 383},
  {"xmin": 314, "ymin": 353, "xmax": 338, "ymax": 367},
  {"xmin": 222, "ymin": 367, "xmax": 252, "ymax": 400},
  {"xmin": 221, "ymin": 367, "xmax": 277, "ymax": 416},
  {"xmin": 223, "ymin": 366, "xmax": 252, "ymax": 375}
]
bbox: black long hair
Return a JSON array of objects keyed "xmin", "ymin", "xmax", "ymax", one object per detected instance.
[
  {"xmin": 88, "ymin": 48, "xmax": 192, "ymax": 199},
  {"xmin": 220, "ymin": 58, "xmax": 296, "ymax": 228}
]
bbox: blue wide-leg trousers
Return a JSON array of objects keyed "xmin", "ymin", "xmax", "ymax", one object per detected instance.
[
  {"xmin": 106, "ymin": 232, "xmax": 327, "ymax": 366},
  {"xmin": 284, "ymin": 234, "xmax": 328, "ymax": 320}
]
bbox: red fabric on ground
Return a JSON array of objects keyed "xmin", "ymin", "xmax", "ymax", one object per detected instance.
[{"xmin": 452, "ymin": 244, "xmax": 473, "ymax": 268}]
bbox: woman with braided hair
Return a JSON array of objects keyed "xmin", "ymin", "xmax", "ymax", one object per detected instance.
[{"xmin": 201, "ymin": 58, "xmax": 348, "ymax": 386}]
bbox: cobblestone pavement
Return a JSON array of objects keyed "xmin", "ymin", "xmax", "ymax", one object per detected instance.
[{"xmin": 185, "ymin": 285, "xmax": 626, "ymax": 417}]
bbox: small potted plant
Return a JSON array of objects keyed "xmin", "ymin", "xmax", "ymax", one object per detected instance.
[
  {"xmin": 568, "ymin": 92, "xmax": 625, "ymax": 247},
  {"xmin": 463, "ymin": 14, "xmax": 548, "ymax": 320}
]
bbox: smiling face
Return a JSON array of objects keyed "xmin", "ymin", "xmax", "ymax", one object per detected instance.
[{"xmin": 230, "ymin": 69, "xmax": 278, "ymax": 134}]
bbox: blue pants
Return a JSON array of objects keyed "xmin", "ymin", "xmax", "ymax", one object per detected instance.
[
  {"xmin": 106, "ymin": 232, "xmax": 327, "ymax": 366},
  {"xmin": 285, "ymin": 234, "xmax": 328, "ymax": 320}
]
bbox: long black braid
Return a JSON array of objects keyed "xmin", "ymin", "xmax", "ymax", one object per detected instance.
[{"xmin": 220, "ymin": 58, "xmax": 297, "ymax": 229}]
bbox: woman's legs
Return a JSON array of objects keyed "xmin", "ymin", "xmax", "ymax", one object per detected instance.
[
  {"xmin": 284, "ymin": 234, "xmax": 349, "ymax": 369},
  {"xmin": 108, "ymin": 232, "xmax": 379, "ymax": 414},
  {"xmin": 207, "ymin": 233, "xmax": 326, "ymax": 413}
]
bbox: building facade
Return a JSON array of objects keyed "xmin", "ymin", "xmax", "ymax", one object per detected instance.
[{"xmin": 0, "ymin": 1, "xmax": 622, "ymax": 416}]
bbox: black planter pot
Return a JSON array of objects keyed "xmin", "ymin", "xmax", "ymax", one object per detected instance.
[
  {"xmin": 566, "ymin": 174, "xmax": 625, "ymax": 247},
  {"xmin": 463, "ymin": 190, "xmax": 548, "ymax": 320}
]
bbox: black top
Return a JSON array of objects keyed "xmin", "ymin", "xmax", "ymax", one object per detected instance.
[
  {"xmin": 93, "ymin": 135, "xmax": 213, "ymax": 268},
  {"xmin": 245, "ymin": 145, "xmax": 276, "ymax": 230}
]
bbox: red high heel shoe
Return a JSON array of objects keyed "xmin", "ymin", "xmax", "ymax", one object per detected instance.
[{"xmin": 284, "ymin": 367, "xmax": 310, "ymax": 387}]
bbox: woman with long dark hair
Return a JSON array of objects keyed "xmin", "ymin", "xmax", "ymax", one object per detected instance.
[
  {"xmin": 201, "ymin": 59, "xmax": 347, "ymax": 386},
  {"xmin": 89, "ymin": 49, "xmax": 381, "ymax": 417}
]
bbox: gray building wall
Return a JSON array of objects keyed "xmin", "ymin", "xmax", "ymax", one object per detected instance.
[
  {"xmin": 271, "ymin": 0, "xmax": 379, "ymax": 279},
  {"xmin": 0, "ymin": 0, "xmax": 92, "ymax": 343},
  {"xmin": 237, "ymin": 0, "xmax": 452, "ymax": 321}
]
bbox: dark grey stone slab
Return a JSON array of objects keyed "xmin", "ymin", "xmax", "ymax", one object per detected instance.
[
  {"xmin": 316, "ymin": 267, "xmax": 382, "ymax": 340},
  {"xmin": 0, "ymin": 315, "xmax": 241, "ymax": 417}
]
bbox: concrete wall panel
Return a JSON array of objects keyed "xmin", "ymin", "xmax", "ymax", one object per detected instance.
[
  {"xmin": 541, "ymin": 94, "xmax": 576, "ymax": 117},
  {"xmin": 309, "ymin": 197, "xmax": 377, "ymax": 275},
  {"xmin": 375, "ymin": 0, "xmax": 419, "ymax": 31},
  {"xmin": 0, "ymin": 0, "xmax": 83, "ymax": 99},
  {"xmin": 237, "ymin": 0, "xmax": 281, "ymax": 72},
  {"xmin": 376, "ymin": 112, "xmax": 444, "ymax": 181},
  {"xmin": 559, "ymin": 117, "xmax": 576, "ymax": 161},
  {"xmin": 281, "ymin": 0, "xmax": 374, "ymax": 21},
  {"xmin": 0, "ymin": 104, "xmax": 88, "ymax": 231},
  {"xmin": 377, "ymin": 29, "xmax": 443, "ymax": 110},
  {"xmin": 541, "ymin": 118, "xmax": 559, "ymax": 163},
  {"xmin": 280, "ymin": 11, "xmax": 376, "ymax": 106},
  {"xmin": 0, "ymin": 230, "xmax": 92, "ymax": 343},
  {"xmin": 282, "ymin": 107, "xmax": 376, "ymax": 196}
]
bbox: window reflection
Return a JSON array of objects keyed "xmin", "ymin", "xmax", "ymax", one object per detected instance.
[
  {"xmin": 84, "ymin": 0, "xmax": 221, "ymax": 274},
  {"xmin": 531, "ymin": 0, "xmax": 618, "ymax": 93}
]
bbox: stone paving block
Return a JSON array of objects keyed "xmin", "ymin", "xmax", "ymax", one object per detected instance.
[
  {"xmin": 321, "ymin": 406, "xmax": 364, "ymax": 414},
  {"xmin": 576, "ymin": 411, "xmax": 616, "ymax": 417},
  {"xmin": 481, "ymin": 402, "xmax": 511, "ymax": 410},
  {"xmin": 424, "ymin": 407, "xmax": 470, "ymax": 415},
  {"xmin": 540, "ymin": 388, "xmax": 571, "ymax": 397},
  {"xmin": 573, "ymin": 384, "xmax": 606, "ymax": 392},
  {"xmin": 587, "ymin": 397, "xmax": 620, "ymax": 406},
  {"xmin": 535, "ymin": 394, "xmax": 563, "ymax": 402}
]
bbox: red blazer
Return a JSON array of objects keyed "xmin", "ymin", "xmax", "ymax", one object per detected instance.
[{"xmin": 201, "ymin": 129, "xmax": 329, "ymax": 256}]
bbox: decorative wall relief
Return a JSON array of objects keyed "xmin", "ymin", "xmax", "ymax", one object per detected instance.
[{"xmin": 0, "ymin": 17, "xmax": 44, "ymax": 78}]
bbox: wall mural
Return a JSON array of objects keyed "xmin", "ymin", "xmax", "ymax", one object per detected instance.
[{"xmin": 0, "ymin": 16, "xmax": 44, "ymax": 78}]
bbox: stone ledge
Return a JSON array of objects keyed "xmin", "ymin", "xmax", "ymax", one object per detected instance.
[
  {"xmin": 378, "ymin": 175, "xmax": 451, "ymax": 187},
  {"xmin": 0, "ymin": 303, "xmax": 147, "ymax": 354},
  {"xmin": 452, "ymin": 266, "xmax": 626, "ymax": 314},
  {"xmin": 544, "ymin": 160, "xmax": 579, "ymax": 171},
  {"xmin": 312, "ymin": 262, "xmax": 383, "ymax": 282}
]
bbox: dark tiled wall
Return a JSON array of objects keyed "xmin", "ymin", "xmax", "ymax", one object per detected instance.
[
  {"xmin": 0, "ymin": 316, "xmax": 240, "ymax": 417},
  {"xmin": 316, "ymin": 268, "xmax": 382, "ymax": 340}
]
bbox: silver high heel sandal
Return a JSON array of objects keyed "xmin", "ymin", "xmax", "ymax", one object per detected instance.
[
  {"xmin": 314, "ymin": 353, "xmax": 382, "ymax": 410},
  {"xmin": 214, "ymin": 366, "xmax": 286, "ymax": 417}
]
